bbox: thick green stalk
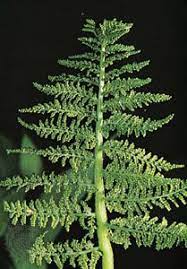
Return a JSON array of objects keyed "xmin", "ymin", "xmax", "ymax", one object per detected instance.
[{"xmin": 95, "ymin": 39, "xmax": 114, "ymax": 269}]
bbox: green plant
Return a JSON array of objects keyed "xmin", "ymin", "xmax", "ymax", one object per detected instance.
[{"xmin": 0, "ymin": 18, "xmax": 187, "ymax": 269}]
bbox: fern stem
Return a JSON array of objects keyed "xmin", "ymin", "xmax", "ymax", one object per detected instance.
[{"xmin": 95, "ymin": 35, "xmax": 114, "ymax": 269}]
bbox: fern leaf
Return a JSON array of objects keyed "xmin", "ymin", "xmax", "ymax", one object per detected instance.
[
  {"xmin": 33, "ymin": 81, "xmax": 65, "ymax": 97},
  {"xmin": 7, "ymin": 144, "xmax": 91, "ymax": 170},
  {"xmin": 105, "ymin": 50, "xmax": 141, "ymax": 68},
  {"xmin": 19, "ymin": 99, "xmax": 94, "ymax": 120},
  {"xmin": 2, "ymin": 18, "xmax": 186, "ymax": 269},
  {"xmin": 48, "ymin": 73, "xmax": 99, "ymax": 86},
  {"xmin": 104, "ymin": 77, "xmax": 152, "ymax": 97},
  {"xmin": 58, "ymin": 59, "xmax": 98, "ymax": 75},
  {"xmin": 78, "ymin": 36, "xmax": 100, "ymax": 52},
  {"xmin": 0, "ymin": 170, "xmax": 95, "ymax": 193},
  {"xmin": 33, "ymin": 81, "xmax": 97, "ymax": 102},
  {"xmin": 0, "ymin": 172, "xmax": 57, "ymax": 193},
  {"xmin": 106, "ymin": 60, "xmax": 150, "ymax": 81},
  {"xmin": 105, "ymin": 164, "xmax": 187, "ymax": 215},
  {"xmin": 4, "ymin": 197, "xmax": 95, "ymax": 230},
  {"xmin": 103, "ymin": 113, "xmax": 174, "ymax": 138},
  {"xmin": 104, "ymin": 91, "xmax": 171, "ymax": 112},
  {"xmin": 101, "ymin": 19, "xmax": 133, "ymax": 45},
  {"xmin": 17, "ymin": 117, "xmax": 96, "ymax": 147},
  {"xmin": 69, "ymin": 52, "xmax": 99, "ymax": 62},
  {"xmin": 29, "ymin": 234, "xmax": 101, "ymax": 269},
  {"xmin": 82, "ymin": 18, "xmax": 96, "ymax": 35},
  {"xmin": 107, "ymin": 44, "xmax": 135, "ymax": 54},
  {"xmin": 109, "ymin": 215, "xmax": 187, "ymax": 250},
  {"xmin": 104, "ymin": 140, "xmax": 184, "ymax": 174}
]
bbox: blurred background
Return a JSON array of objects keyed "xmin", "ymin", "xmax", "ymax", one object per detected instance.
[{"xmin": 0, "ymin": 0, "xmax": 186, "ymax": 268}]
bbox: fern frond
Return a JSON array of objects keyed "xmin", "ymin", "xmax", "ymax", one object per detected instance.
[
  {"xmin": 105, "ymin": 50, "xmax": 141, "ymax": 68},
  {"xmin": 2, "ymin": 18, "xmax": 186, "ymax": 268},
  {"xmin": 0, "ymin": 155, "xmax": 96, "ymax": 195},
  {"xmin": 103, "ymin": 113, "xmax": 174, "ymax": 138},
  {"xmin": 107, "ymin": 44, "xmax": 135, "ymax": 54},
  {"xmin": 29, "ymin": 234, "xmax": 101, "ymax": 269},
  {"xmin": 33, "ymin": 81, "xmax": 71, "ymax": 98},
  {"xmin": 19, "ymin": 99, "xmax": 95, "ymax": 120},
  {"xmin": 48, "ymin": 73, "xmax": 99, "ymax": 86},
  {"xmin": 104, "ymin": 77, "xmax": 152, "ymax": 97},
  {"xmin": 17, "ymin": 117, "xmax": 96, "ymax": 148},
  {"xmin": 58, "ymin": 59, "xmax": 98, "ymax": 75},
  {"xmin": 79, "ymin": 19, "xmax": 132, "ymax": 53},
  {"xmin": 106, "ymin": 60, "xmax": 150, "ymax": 81},
  {"xmin": 82, "ymin": 19, "xmax": 97, "ymax": 35},
  {"xmin": 104, "ymin": 91, "xmax": 171, "ymax": 112},
  {"xmin": 7, "ymin": 144, "xmax": 92, "ymax": 170},
  {"xmin": 104, "ymin": 140, "xmax": 184, "ymax": 175},
  {"xmin": 0, "ymin": 172, "xmax": 58, "ymax": 192},
  {"xmin": 108, "ymin": 215, "xmax": 187, "ymax": 250},
  {"xmin": 100, "ymin": 19, "xmax": 133, "ymax": 45},
  {"xmin": 69, "ymin": 52, "xmax": 99, "ymax": 62},
  {"xmin": 0, "ymin": 170, "xmax": 96, "ymax": 194},
  {"xmin": 105, "ymin": 164, "xmax": 187, "ymax": 215},
  {"xmin": 78, "ymin": 36, "xmax": 100, "ymax": 52},
  {"xmin": 4, "ymin": 196, "xmax": 95, "ymax": 230},
  {"xmin": 33, "ymin": 81, "xmax": 97, "ymax": 102}
]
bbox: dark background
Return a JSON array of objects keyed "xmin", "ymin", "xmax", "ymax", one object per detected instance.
[{"xmin": 0, "ymin": 0, "xmax": 187, "ymax": 268}]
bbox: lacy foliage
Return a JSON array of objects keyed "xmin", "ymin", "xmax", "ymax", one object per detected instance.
[{"xmin": 0, "ymin": 18, "xmax": 186, "ymax": 268}]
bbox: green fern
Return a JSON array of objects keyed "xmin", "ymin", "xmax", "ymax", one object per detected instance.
[{"xmin": 0, "ymin": 18, "xmax": 187, "ymax": 269}]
